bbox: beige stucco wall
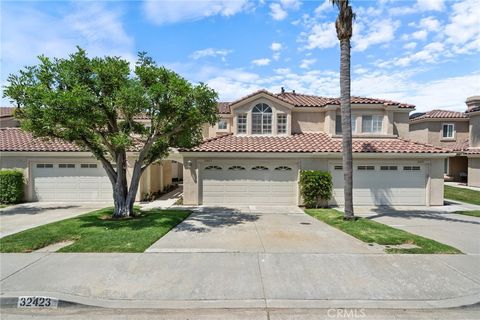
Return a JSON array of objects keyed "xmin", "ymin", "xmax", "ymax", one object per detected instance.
[
  {"xmin": 393, "ymin": 112, "xmax": 410, "ymax": 139},
  {"xmin": 205, "ymin": 116, "xmax": 233, "ymax": 138},
  {"xmin": 182, "ymin": 158, "xmax": 198, "ymax": 205},
  {"xmin": 291, "ymin": 112, "xmax": 324, "ymax": 133},
  {"xmin": 469, "ymin": 114, "xmax": 480, "ymax": 148},
  {"xmin": 410, "ymin": 120, "xmax": 469, "ymax": 147},
  {"xmin": 428, "ymin": 158, "xmax": 445, "ymax": 206},
  {"xmin": 0, "ymin": 118, "xmax": 20, "ymax": 128},
  {"xmin": 468, "ymin": 157, "xmax": 480, "ymax": 187}
]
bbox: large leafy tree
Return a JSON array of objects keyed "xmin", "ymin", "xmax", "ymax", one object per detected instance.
[
  {"xmin": 332, "ymin": 0, "xmax": 355, "ymax": 219},
  {"xmin": 3, "ymin": 48, "xmax": 218, "ymax": 217}
]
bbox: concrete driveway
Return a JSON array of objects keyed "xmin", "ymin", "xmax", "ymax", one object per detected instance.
[
  {"xmin": 147, "ymin": 205, "xmax": 381, "ymax": 253},
  {"xmin": 355, "ymin": 204, "xmax": 480, "ymax": 254},
  {"xmin": 0, "ymin": 202, "xmax": 110, "ymax": 238}
]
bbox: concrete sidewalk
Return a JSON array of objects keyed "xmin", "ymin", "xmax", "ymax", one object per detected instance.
[{"xmin": 1, "ymin": 252, "xmax": 479, "ymax": 309}]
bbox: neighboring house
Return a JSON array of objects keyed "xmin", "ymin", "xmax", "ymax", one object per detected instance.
[
  {"xmin": 180, "ymin": 89, "xmax": 450, "ymax": 207},
  {"xmin": 0, "ymin": 107, "xmax": 20, "ymax": 128},
  {"xmin": 0, "ymin": 107, "xmax": 176, "ymax": 202},
  {"xmin": 409, "ymin": 96, "xmax": 480, "ymax": 187}
]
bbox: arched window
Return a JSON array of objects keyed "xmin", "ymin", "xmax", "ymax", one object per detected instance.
[
  {"xmin": 274, "ymin": 166, "xmax": 292, "ymax": 171},
  {"xmin": 205, "ymin": 165, "xmax": 222, "ymax": 170},
  {"xmin": 252, "ymin": 103, "xmax": 272, "ymax": 134},
  {"xmin": 252, "ymin": 166, "xmax": 269, "ymax": 171},
  {"xmin": 228, "ymin": 165, "xmax": 246, "ymax": 170}
]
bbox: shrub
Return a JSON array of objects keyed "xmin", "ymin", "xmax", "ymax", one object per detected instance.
[
  {"xmin": 0, "ymin": 169, "xmax": 24, "ymax": 204},
  {"xmin": 299, "ymin": 170, "xmax": 332, "ymax": 208}
]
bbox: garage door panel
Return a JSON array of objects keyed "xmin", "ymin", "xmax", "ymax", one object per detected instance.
[
  {"xmin": 32, "ymin": 162, "xmax": 112, "ymax": 202},
  {"xmin": 202, "ymin": 162, "xmax": 298, "ymax": 205},
  {"xmin": 331, "ymin": 164, "xmax": 426, "ymax": 206}
]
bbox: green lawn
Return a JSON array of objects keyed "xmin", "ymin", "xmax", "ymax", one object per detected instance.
[
  {"xmin": 0, "ymin": 204, "xmax": 11, "ymax": 209},
  {"xmin": 454, "ymin": 210, "xmax": 480, "ymax": 218},
  {"xmin": 305, "ymin": 209, "xmax": 461, "ymax": 254},
  {"xmin": 444, "ymin": 185, "xmax": 480, "ymax": 205},
  {"xmin": 0, "ymin": 207, "xmax": 190, "ymax": 253}
]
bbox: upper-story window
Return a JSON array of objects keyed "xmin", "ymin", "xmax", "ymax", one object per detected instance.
[
  {"xmin": 217, "ymin": 119, "xmax": 228, "ymax": 130},
  {"xmin": 277, "ymin": 114, "xmax": 287, "ymax": 134},
  {"xmin": 442, "ymin": 123, "xmax": 454, "ymax": 139},
  {"xmin": 237, "ymin": 114, "xmax": 247, "ymax": 134},
  {"xmin": 362, "ymin": 115, "xmax": 383, "ymax": 133},
  {"xmin": 335, "ymin": 115, "xmax": 356, "ymax": 134},
  {"xmin": 252, "ymin": 103, "xmax": 272, "ymax": 134}
]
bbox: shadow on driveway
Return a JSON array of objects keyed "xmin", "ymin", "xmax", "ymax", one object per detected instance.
[{"xmin": 0, "ymin": 204, "xmax": 81, "ymax": 216}]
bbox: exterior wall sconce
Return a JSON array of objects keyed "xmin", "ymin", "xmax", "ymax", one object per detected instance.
[{"xmin": 185, "ymin": 160, "xmax": 192, "ymax": 169}]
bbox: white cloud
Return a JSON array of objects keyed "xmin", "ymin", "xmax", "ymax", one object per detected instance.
[
  {"xmin": 301, "ymin": 22, "xmax": 337, "ymax": 50},
  {"xmin": 143, "ymin": 0, "xmax": 250, "ymax": 25},
  {"xmin": 403, "ymin": 42, "xmax": 417, "ymax": 50},
  {"xmin": 393, "ymin": 42, "xmax": 445, "ymax": 67},
  {"xmin": 280, "ymin": 0, "xmax": 300, "ymax": 10},
  {"xmin": 411, "ymin": 30, "xmax": 428, "ymax": 40},
  {"xmin": 353, "ymin": 19, "xmax": 399, "ymax": 52},
  {"xmin": 416, "ymin": 0, "xmax": 445, "ymax": 12},
  {"xmin": 419, "ymin": 16, "xmax": 441, "ymax": 31},
  {"xmin": 271, "ymin": 42, "xmax": 282, "ymax": 51},
  {"xmin": 190, "ymin": 48, "xmax": 232, "ymax": 60},
  {"xmin": 299, "ymin": 58, "xmax": 316, "ymax": 69},
  {"xmin": 445, "ymin": 0, "xmax": 480, "ymax": 53},
  {"xmin": 269, "ymin": 3, "xmax": 287, "ymax": 21},
  {"xmin": 314, "ymin": 0, "xmax": 331, "ymax": 16},
  {"xmin": 252, "ymin": 58, "xmax": 271, "ymax": 66},
  {"xmin": 1, "ymin": 2, "xmax": 134, "ymax": 68}
]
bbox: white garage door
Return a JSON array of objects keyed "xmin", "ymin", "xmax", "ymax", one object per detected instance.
[
  {"xmin": 31, "ymin": 162, "xmax": 112, "ymax": 202},
  {"xmin": 201, "ymin": 161, "xmax": 298, "ymax": 205},
  {"xmin": 331, "ymin": 163, "xmax": 426, "ymax": 206}
]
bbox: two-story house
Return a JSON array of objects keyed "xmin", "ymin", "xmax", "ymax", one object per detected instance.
[
  {"xmin": 409, "ymin": 95, "xmax": 480, "ymax": 187},
  {"xmin": 180, "ymin": 89, "xmax": 450, "ymax": 207}
]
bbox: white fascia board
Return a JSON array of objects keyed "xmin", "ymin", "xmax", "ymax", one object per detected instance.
[
  {"xmin": 1, "ymin": 151, "xmax": 140, "ymax": 157},
  {"xmin": 178, "ymin": 152, "xmax": 455, "ymax": 159}
]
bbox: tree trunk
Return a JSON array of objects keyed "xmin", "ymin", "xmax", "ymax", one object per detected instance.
[
  {"xmin": 112, "ymin": 152, "xmax": 135, "ymax": 218},
  {"xmin": 340, "ymin": 38, "xmax": 355, "ymax": 219}
]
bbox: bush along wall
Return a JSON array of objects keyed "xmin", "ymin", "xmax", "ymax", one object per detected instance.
[
  {"xmin": 0, "ymin": 169, "xmax": 24, "ymax": 204},
  {"xmin": 299, "ymin": 170, "xmax": 333, "ymax": 208}
]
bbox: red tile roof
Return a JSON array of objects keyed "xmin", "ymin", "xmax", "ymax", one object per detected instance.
[
  {"xmin": 448, "ymin": 140, "xmax": 469, "ymax": 152},
  {"xmin": 467, "ymin": 106, "xmax": 480, "ymax": 113},
  {"xmin": 0, "ymin": 128, "xmax": 82, "ymax": 152},
  {"xmin": 218, "ymin": 90, "xmax": 415, "ymax": 114},
  {"xmin": 0, "ymin": 107, "xmax": 15, "ymax": 118},
  {"xmin": 184, "ymin": 133, "xmax": 448, "ymax": 154},
  {"xmin": 409, "ymin": 109, "xmax": 468, "ymax": 122}
]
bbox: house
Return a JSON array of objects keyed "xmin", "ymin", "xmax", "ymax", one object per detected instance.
[
  {"xmin": 0, "ymin": 89, "xmax": 454, "ymax": 206},
  {"xmin": 409, "ymin": 96, "xmax": 480, "ymax": 187},
  {"xmin": 0, "ymin": 110, "xmax": 179, "ymax": 202},
  {"xmin": 180, "ymin": 89, "xmax": 451, "ymax": 207}
]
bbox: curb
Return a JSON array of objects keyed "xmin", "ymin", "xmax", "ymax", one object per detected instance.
[{"xmin": 1, "ymin": 291, "xmax": 479, "ymax": 310}]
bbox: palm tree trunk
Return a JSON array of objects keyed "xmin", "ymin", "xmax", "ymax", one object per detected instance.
[{"xmin": 340, "ymin": 38, "xmax": 354, "ymax": 219}]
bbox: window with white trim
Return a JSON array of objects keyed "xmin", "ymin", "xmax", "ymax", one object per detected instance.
[
  {"xmin": 36, "ymin": 164, "xmax": 53, "ymax": 168},
  {"xmin": 237, "ymin": 114, "xmax": 247, "ymax": 134},
  {"xmin": 362, "ymin": 115, "xmax": 383, "ymax": 133},
  {"xmin": 335, "ymin": 115, "xmax": 356, "ymax": 134},
  {"xmin": 252, "ymin": 103, "xmax": 272, "ymax": 134},
  {"xmin": 217, "ymin": 119, "xmax": 227, "ymax": 130},
  {"xmin": 80, "ymin": 164, "xmax": 98, "ymax": 169},
  {"xmin": 59, "ymin": 164, "xmax": 75, "ymax": 168},
  {"xmin": 444, "ymin": 158, "xmax": 449, "ymax": 174},
  {"xmin": 252, "ymin": 166, "xmax": 269, "ymax": 171},
  {"xmin": 277, "ymin": 114, "xmax": 287, "ymax": 134},
  {"xmin": 228, "ymin": 165, "xmax": 246, "ymax": 170},
  {"xmin": 357, "ymin": 165, "xmax": 375, "ymax": 171},
  {"xmin": 205, "ymin": 165, "xmax": 222, "ymax": 170},
  {"xmin": 442, "ymin": 123, "xmax": 454, "ymax": 139}
]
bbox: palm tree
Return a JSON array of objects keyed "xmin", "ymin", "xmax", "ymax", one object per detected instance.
[{"xmin": 332, "ymin": 0, "xmax": 355, "ymax": 220}]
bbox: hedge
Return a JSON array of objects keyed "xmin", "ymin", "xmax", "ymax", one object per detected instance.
[
  {"xmin": 299, "ymin": 170, "xmax": 332, "ymax": 208},
  {"xmin": 0, "ymin": 169, "xmax": 24, "ymax": 204}
]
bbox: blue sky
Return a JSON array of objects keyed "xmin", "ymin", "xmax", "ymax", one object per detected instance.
[{"xmin": 1, "ymin": 0, "xmax": 479, "ymax": 112}]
